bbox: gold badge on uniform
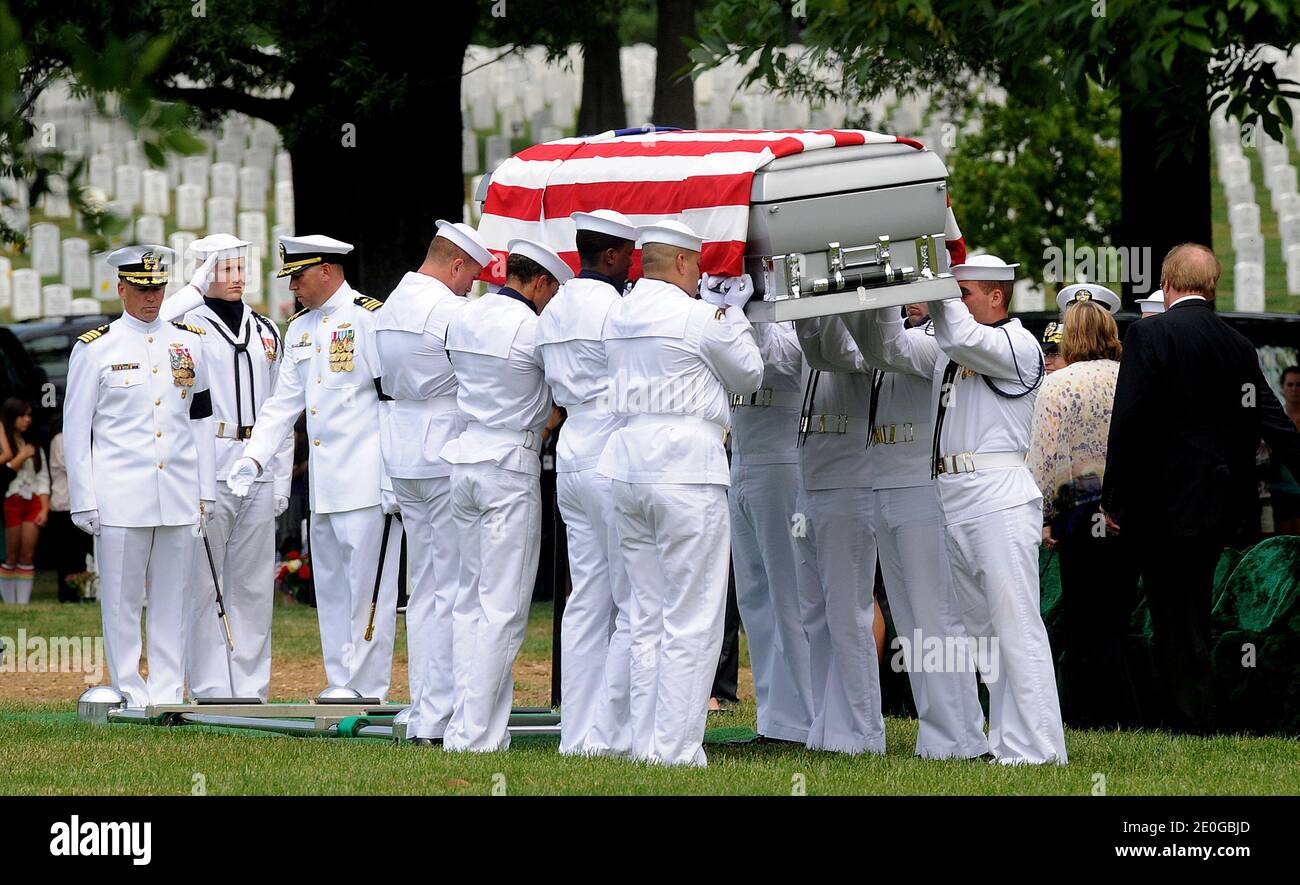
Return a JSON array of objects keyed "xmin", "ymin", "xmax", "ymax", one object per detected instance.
[
  {"xmin": 169, "ymin": 343, "xmax": 196, "ymax": 387},
  {"xmin": 329, "ymin": 329, "xmax": 355, "ymax": 372},
  {"xmin": 959, "ymin": 366, "xmax": 977, "ymax": 380}
]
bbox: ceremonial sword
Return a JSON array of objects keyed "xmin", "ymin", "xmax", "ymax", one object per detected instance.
[
  {"xmin": 364, "ymin": 512, "xmax": 395, "ymax": 642},
  {"xmin": 199, "ymin": 501, "xmax": 235, "ymax": 652}
]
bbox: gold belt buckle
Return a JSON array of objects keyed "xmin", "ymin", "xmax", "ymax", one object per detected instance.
[
  {"xmin": 754, "ymin": 388, "xmax": 773, "ymax": 407},
  {"xmin": 961, "ymin": 452, "xmax": 976, "ymax": 473}
]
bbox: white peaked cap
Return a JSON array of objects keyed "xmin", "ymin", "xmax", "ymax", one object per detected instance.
[
  {"xmin": 636, "ymin": 219, "xmax": 704, "ymax": 253},
  {"xmin": 950, "ymin": 254, "xmax": 1019, "ymax": 281},
  {"xmin": 191, "ymin": 233, "xmax": 251, "ymax": 261},
  {"xmin": 279, "ymin": 234, "xmax": 353, "ymax": 255},
  {"xmin": 1136, "ymin": 289, "xmax": 1166, "ymax": 313},
  {"xmin": 506, "ymin": 238, "xmax": 574, "ymax": 284},
  {"xmin": 1057, "ymin": 282, "xmax": 1121, "ymax": 315},
  {"xmin": 435, "ymin": 219, "xmax": 494, "ymax": 267},
  {"xmin": 572, "ymin": 209, "xmax": 637, "ymax": 241}
]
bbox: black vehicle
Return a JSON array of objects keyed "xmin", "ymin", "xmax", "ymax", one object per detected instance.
[
  {"xmin": 4, "ymin": 314, "xmax": 119, "ymax": 412},
  {"xmin": 0, "ymin": 324, "xmax": 51, "ymax": 428}
]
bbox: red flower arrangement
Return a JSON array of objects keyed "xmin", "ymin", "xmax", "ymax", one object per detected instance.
[{"xmin": 276, "ymin": 550, "xmax": 315, "ymax": 605}]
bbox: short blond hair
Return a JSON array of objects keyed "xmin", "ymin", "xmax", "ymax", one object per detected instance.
[
  {"xmin": 1161, "ymin": 242, "xmax": 1221, "ymax": 298},
  {"xmin": 1060, "ymin": 300, "xmax": 1122, "ymax": 363}
]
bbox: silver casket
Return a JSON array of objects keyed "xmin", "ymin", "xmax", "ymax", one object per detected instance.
[{"xmin": 474, "ymin": 140, "xmax": 961, "ymax": 321}]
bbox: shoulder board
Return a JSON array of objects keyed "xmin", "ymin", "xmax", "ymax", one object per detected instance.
[
  {"xmin": 354, "ymin": 295, "xmax": 384, "ymax": 312},
  {"xmin": 77, "ymin": 324, "xmax": 111, "ymax": 345},
  {"xmin": 171, "ymin": 321, "xmax": 206, "ymax": 335},
  {"xmin": 287, "ymin": 307, "xmax": 309, "ymax": 322}
]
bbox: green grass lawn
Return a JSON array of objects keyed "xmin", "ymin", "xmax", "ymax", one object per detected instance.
[{"xmin": 3, "ymin": 574, "xmax": 1298, "ymax": 795}]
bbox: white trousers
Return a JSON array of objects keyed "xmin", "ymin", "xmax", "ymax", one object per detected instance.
[
  {"xmin": 445, "ymin": 462, "xmax": 541, "ymax": 753},
  {"xmin": 310, "ymin": 505, "xmax": 402, "ymax": 701},
  {"xmin": 730, "ymin": 462, "xmax": 814, "ymax": 743},
  {"xmin": 97, "ymin": 524, "xmax": 196, "ymax": 707},
  {"xmin": 873, "ymin": 484, "xmax": 988, "ymax": 759},
  {"xmin": 612, "ymin": 480, "xmax": 730, "ymax": 768},
  {"xmin": 392, "ymin": 476, "xmax": 458, "ymax": 740},
  {"xmin": 557, "ymin": 468, "xmax": 632, "ymax": 756},
  {"xmin": 185, "ymin": 482, "xmax": 275, "ymax": 700},
  {"xmin": 944, "ymin": 500, "xmax": 1067, "ymax": 764},
  {"xmin": 796, "ymin": 485, "xmax": 885, "ymax": 754}
]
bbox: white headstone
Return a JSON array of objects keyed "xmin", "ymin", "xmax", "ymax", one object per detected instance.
[
  {"xmin": 42, "ymin": 283, "xmax": 73, "ymax": 317},
  {"xmin": 30, "ymin": 222, "xmax": 61, "ymax": 277},
  {"xmin": 1228, "ymin": 202, "xmax": 1261, "ymax": 234},
  {"xmin": 182, "ymin": 156, "xmax": 210, "ymax": 197},
  {"xmin": 91, "ymin": 252, "xmax": 116, "ymax": 301},
  {"xmin": 1013, "ymin": 278, "xmax": 1045, "ymax": 312},
  {"xmin": 167, "ymin": 232, "xmax": 197, "ymax": 296},
  {"xmin": 61, "ymin": 238, "xmax": 91, "ymax": 289},
  {"xmin": 210, "ymin": 162, "xmax": 238, "ymax": 200},
  {"xmin": 11, "ymin": 268, "xmax": 41, "ymax": 320},
  {"xmin": 274, "ymin": 151, "xmax": 292, "ymax": 185},
  {"xmin": 176, "ymin": 183, "xmax": 204, "ymax": 230},
  {"xmin": 238, "ymin": 210, "xmax": 268, "ymax": 252},
  {"xmin": 1221, "ymin": 155, "xmax": 1250, "ymax": 186},
  {"xmin": 238, "ymin": 166, "xmax": 267, "ymax": 211},
  {"xmin": 1270, "ymin": 172, "xmax": 1298, "ymax": 210},
  {"xmin": 89, "ymin": 154, "xmax": 114, "ymax": 196},
  {"xmin": 207, "ymin": 197, "xmax": 236, "ymax": 236},
  {"xmin": 1232, "ymin": 261, "xmax": 1265, "ymax": 313},
  {"xmin": 141, "ymin": 169, "xmax": 169, "ymax": 215},
  {"xmin": 1286, "ymin": 243, "xmax": 1300, "ymax": 296},
  {"xmin": 243, "ymin": 248, "xmax": 263, "ymax": 302},
  {"xmin": 136, "ymin": 215, "xmax": 165, "ymax": 248},
  {"xmin": 0, "ymin": 256, "xmax": 11, "ymax": 310},
  {"xmin": 1281, "ymin": 213, "xmax": 1300, "ymax": 250},
  {"xmin": 114, "ymin": 165, "xmax": 141, "ymax": 209},
  {"xmin": 69, "ymin": 297, "xmax": 101, "ymax": 316},
  {"xmin": 462, "ymin": 127, "xmax": 479, "ymax": 174},
  {"xmin": 485, "ymin": 134, "xmax": 511, "ymax": 171},
  {"xmin": 1276, "ymin": 191, "xmax": 1300, "ymax": 220},
  {"xmin": 274, "ymin": 181, "xmax": 294, "ymax": 226},
  {"xmin": 1232, "ymin": 231, "xmax": 1265, "ymax": 267}
]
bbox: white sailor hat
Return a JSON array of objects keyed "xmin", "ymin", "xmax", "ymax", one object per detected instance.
[
  {"xmin": 191, "ymin": 233, "xmax": 251, "ymax": 261},
  {"xmin": 434, "ymin": 219, "xmax": 494, "ymax": 267},
  {"xmin": 277, "ymin": 234, "xmax": 354, "ymax": 277},
  {"xmin": 1057, "ymin": 282, "xmax": 1121, "ymax": 315},
  {"xmin": 950, "ymin": 254, "xmax": 1019, "ymax": 281},
  {"xmin": 572, "ymin": 209, "xmax": 637, "ymax": 241},
  {"xmin": 1136, "ymin": 288, "xmax": 1165, "ymax": 314},
  {"xmin": 636, "ymin": 219, "xmax": 704, "ymax": 253},
  {"xmin": 107, "ymin": 245, "xmax": 173, "ymax": 286},
  {"xmin": 506, "ymin": 238, "xmax": 574, "ymax": 284}
]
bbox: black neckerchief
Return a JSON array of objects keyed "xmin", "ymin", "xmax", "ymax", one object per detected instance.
[
  {"xmin": 202, "ymin": 305, "xmax": 257, "ymax": 431},
  {"xmin": 204, "ymin": 296, "xmax": 245, "ymax": 335},
  {"xmin": 578, "ymin": 268, "xmax": 621, "ymax": 292},
  {"xmin": 931, "ymin": 360, "xmax": 961, "ymax": 478},
  {"xmin": 497, "ymin": 286, "xmax": 537, "ymax": 314}
]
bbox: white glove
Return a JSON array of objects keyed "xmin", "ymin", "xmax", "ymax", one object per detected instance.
[
  {"xmin": 226, "ymin": 457, "xmax": 261, "ymax": 497},
  {"xmin": 189, "ymin": 251, "xmax": 219, "ymax": 296},
  {"xmin": 72, "ymin": 509, "xmax": 100, "ymax": 536},
  {"xmin": 381, "ymin": 488, "xmax": 400, "ymax": 516},
  {"xmin": 273, "ymin": 495, "xmax": 289, "ymax": 517},
  {"xmin": 720, "ymin": 273, "xmax": 755, "ymax": 308},
  {"xmin": 699, "ymin": 273, "xmax": 728, "ymax": 307}
]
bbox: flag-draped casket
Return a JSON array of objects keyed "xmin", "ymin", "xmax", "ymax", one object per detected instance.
[{"xmin": 475, "ymin": 128, "xmax": 965, "ymax": 320}]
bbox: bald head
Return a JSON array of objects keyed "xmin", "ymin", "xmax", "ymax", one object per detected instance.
[
  {"xmin": 641, "ymin": 242, "xmax": 701, "ymax": 296},
  {"xmin": 419, "ymin": 236, "xmax": 484, "ymax": 296},
  {"xmin": 1160, "ymin": 243, "xmax": 1221, "ymax": 301}
]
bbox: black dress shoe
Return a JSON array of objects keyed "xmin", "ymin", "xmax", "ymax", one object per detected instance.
[{"xmin": 410, "ymin": 737, "xmax": 443, "ymax": 747}]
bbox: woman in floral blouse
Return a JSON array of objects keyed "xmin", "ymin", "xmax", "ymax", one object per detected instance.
[{"xmin": 1028, "ymin": 300, "xmax": 1140, "ymax": 729}]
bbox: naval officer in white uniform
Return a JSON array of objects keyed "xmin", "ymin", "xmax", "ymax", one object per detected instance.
[
  {"xmin": 598, "ymin": 220, "xmax": 763, "ymax": 767},
  {"xmin": 535, "ymin": 209, "xmax": 636, "ymax": 756},
  {"xmin": 812, "ymin": 305, "xmax": 990, "ymax": 759},
  {"xmin": 227, "ymin": 235, "xmax": 402, "ymax": 702},
  {"xmin": 159, "ymin": 234, "xmax": 293, "ymax": 701},
  {"xmin": 64, "ymin": 245, "xmax": 217, "ymax": 707},
  {"xmin": 440, "ymin": 238, "xmax": 571, "ymax": 752},
  {"xmin": 371, "ymin": 219, "xmax": 494, "ymax": 744},
  {"xmin": 869, "ymin": 254, "xmax": 1066, "ymax": 764},
  {"xmin": 701, "ymin": 275, "xmax": 814, "ymax": 745}
]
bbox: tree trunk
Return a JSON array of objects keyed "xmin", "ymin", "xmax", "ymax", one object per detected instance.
[
  {"xmin": 1118, "ymin": 63, "xmax": 1213, "ymax": 307},
  {"xmin": 652, "ymin": 0, "xmax": 697, "ymax": 128},
  {"xmin": 577, "ymin": 38, "xmax": 627, "ymax": 136}
]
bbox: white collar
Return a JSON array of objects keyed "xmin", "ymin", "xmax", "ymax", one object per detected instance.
[
  {"xmin": 1166, "ymin": 294, "xmax": 1207, "ymax": 309},
  {"xmin": 320, "ymin": 280, "xmax": 355, "ymax": 316},
  {"xmin": 119, "ymin": 312, "xmax": 163, "ymax": 333}
]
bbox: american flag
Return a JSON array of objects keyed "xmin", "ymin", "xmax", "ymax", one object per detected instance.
[{"xmin": 476, "ymin": 128, "xmax": 966, "ymax": 284}]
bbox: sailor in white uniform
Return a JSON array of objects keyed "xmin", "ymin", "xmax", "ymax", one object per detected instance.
[
  {"xmin": 228, "ymin": 235, "xmax": 402, "ymax": 702},
  {"xmin": 701, "ymin": 274, "xmax": 813, "ymax": 745},
  {"xmin": 371, "ymin": 220, "xmax": 493, "ymax": 744},
  {"xmin": 535, "ymin": 209, "xmax": 636, "ymax": 756},
  {"xmin": 64, "ymin": 245, "xmax": 217, "ymax": 707},
  {"xmin": 815, "ymin": 304, "xmax": 990, "ymax": 759},
  {"xmin": 158, "ymin": 234, "xmax": 292, "ymax": 701},
  {"xmin": 598, "ymin": 220, "xmax": 763, "ymax": 767},
  {"xmin": 440, "ymin": 238, "xmax": 570, "ymax": 752},
  {"xmin": 792, "ymin": 315, "xmax": 885, "ymax": 755},
  {"xmin": 866, "ymin": 254, "xmax": 1066, "ymax": 764}
]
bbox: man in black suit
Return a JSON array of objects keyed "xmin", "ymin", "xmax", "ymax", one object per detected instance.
[{"xmin": 1102, "ymin": 243, "xmax": 1300, "ymax": 734}]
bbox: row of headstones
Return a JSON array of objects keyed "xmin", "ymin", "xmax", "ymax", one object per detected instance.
[{"xmin": 1213, "ymin": 109, "xmax": 1300, "ymax": 308}]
